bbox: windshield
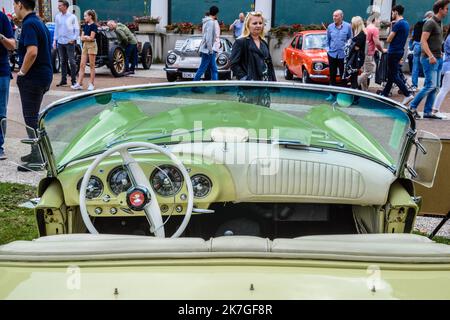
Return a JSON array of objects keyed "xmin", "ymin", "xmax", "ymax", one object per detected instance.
[
  {"xmin": 303, "ymin": 34, "xmax": 328, "ymax": 50},
  {"xmin": 181, "ymin": 38, "xmax": 202, "ymax": 51},
  {"xmin": 40, "ymin": 83, "xmax": 412, "ymax": 172}
]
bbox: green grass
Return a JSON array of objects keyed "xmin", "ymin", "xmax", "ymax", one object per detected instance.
[
  {"xmin": 0, "ymin": 183, "xmax": 38, "ymax": 245},
  {"xmin": 413, "ymin": 231, "xmax": 450, "ymax": 245}
]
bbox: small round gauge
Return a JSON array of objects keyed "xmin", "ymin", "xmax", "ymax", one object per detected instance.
[
  {"xmin": 108, "ymin": 167, "xmax": 132, "ymax": 195},
  {"xmin": 150, "ymin": 165, "xmax": 183, "ymax": 197},
  {"xmin": 191, "ymin": 174, "xmax": 212, "ymax": 198},
  {"xmin": 77, "ymin": 176, "xmax": 103, "ymax": 199}
]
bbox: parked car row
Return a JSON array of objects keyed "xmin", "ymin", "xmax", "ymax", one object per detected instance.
[{"xmin": 9, "ymin": 23, "xmax": 153, "ymax": 78}]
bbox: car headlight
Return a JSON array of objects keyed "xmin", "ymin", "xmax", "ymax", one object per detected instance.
[
  {"xmin": 217, "ymin": 54, "xmax": 227, "ymax": 66},
  {"xmin": 167, "ymin": 53, "xmax": 177, "ymax": 65},
  {"xmin": 313, "ymin": 62, "xmax": 324, "ymax": 71}
]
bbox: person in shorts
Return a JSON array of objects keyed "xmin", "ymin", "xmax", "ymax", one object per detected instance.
[{"xmin": 72, "ymin": 10, "xmax": 97, "ymax": 91}]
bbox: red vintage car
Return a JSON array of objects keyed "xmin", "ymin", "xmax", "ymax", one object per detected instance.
[{"xmin": 282, "ymin": 30, "xmax": 336, "ymax": 84}]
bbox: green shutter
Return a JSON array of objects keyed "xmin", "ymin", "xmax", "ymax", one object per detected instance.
[
  {"xmin": 76, "ymin": 0, "xmax": 151, "ymax": 23},
  {"xmin": 170, "ymin": 0, "xmax": 253, "ymax": 24}
]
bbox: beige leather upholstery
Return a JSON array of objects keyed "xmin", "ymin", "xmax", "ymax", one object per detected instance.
[{"xmin": 1, "ymin": 234, "xmax": 450, "ymax": 263}]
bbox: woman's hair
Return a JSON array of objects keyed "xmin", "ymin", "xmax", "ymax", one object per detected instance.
[
  {"xmin": 240, "ymin": 11, "xmax": 265, "ymax": 39},
  {"xmin": 351, "ymin": 16, "xmax": 365, "ymax": 35},
  {"xmin": 445, "ymin": 24, "xmax": 450, "ymax": 40},
  {"xmin": 84, "ymin": 9, "xmax": 97, "ymax": 23}
]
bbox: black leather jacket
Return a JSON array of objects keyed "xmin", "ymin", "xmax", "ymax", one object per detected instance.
[{"xmin": 230, "ymin": 36, "xmax": 276, "ymax": 81}]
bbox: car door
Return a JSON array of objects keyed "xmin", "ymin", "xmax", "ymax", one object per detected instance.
[
  {"xmin": 285, "ymin": 36, "xmax": 298, "ymax": 70},
  {"xmin": 292, "ymin": 35, "xmax": 303, "ymax": 76}
]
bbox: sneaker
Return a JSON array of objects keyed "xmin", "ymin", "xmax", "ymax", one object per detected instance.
[
  {"xmin": 87, "ymin": 83, "xmax": 95, "ymax": 91},
  {"xmin": 56, "ymin": 81, "xmax": 68, "ymax": 87},
  {"xmin": 432, "ymin": 112, "xmax": 447, "ymax": 119},
  {"xmin": 71, "ymin": 83, "xmax": 82, "ymax": 90},
  {"xmin": 0, "ymin": 151, "xmax": 6, "ymax": 160},
  {"xmin": 423, "ymin": 112, "xmax": 443, "ymax": 119},
  {"xmin": 410, "ymin": 86, "xmax": 418, "ymax": 92},
  {"xmin": 402, "ymin": 95, "xmax": 414, "ymax": 105},
  {"xmin": 409, "ymin": 108, "xmax": 421, "ymax": 120}
]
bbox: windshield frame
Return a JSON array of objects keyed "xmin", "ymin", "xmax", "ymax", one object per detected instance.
[{"xmin": 39, "ymin": 81, "xmax": 416, "ymax": 177}]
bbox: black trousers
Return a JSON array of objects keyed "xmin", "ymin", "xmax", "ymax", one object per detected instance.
[
  {"xmin": 328, "ymin": 54, "xmax": 344, "ymax": 87},
  {"xmin": 58, "ymin": 43, "xmax": 77, "ymax": 84},
  {"xmin": 17, "ymin": 76, "xmax": 49, "ymax": 132},
  {"xmin": 382, "ymin": 52, "xmax": 411, "ymax": 97}
]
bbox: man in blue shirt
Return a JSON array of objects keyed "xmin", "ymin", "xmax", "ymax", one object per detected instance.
[
  {"xmin": 230, "ymin": 13, "xmax": 244, "ymax": 39},
  {"xmin": 0, "ymin": 12, "xmax": 16, "ymax": 160},
  {"xmin": 381, "ymin": 4, "xmax": 414, "ymax": 104},
  {"xmin": 53, "ymin": 0, "xmax": 79, "ymax": 86},
  {"xmin": 14, "ymin": 0, "xmax": 53, "ymax": 171},
  {"xmin": 326, "ymin": 10, "xmax": 352, "ymax": 88}
]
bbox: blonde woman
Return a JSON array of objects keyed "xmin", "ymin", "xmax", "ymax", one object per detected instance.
[
  {"xmin": 343, "ymin": 16, "xmax": 366, "ymax": 90},
  {"xmin": 72, "ymin": 10, "xmax": 97, "ymax": 91},
  {"xmin": 230, "ymin": 11, "xmax": 276, "ymax": 81}
]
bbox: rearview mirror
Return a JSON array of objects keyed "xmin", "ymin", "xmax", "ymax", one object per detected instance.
[{"xmin": 407, "ymin": 130, "xmax": 442, "ymax": 188}]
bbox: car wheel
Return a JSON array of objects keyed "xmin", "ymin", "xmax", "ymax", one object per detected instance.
[
  {"xmin": 52, "ymin": 48, "xmax": 61, "ymax": 73},
  {"xmin": 284, "ymin": 64, "xmax": 293, "ymax": 80},
  {"xmin": 141, "ymin": 42, "xmax": 152, "ymax": 70},
  {"xmin": 108, "ymin": 46, "xmax": 126, "ymax": 77},
  {"xmin": 166, "ymin": 72, "xmax": 177, "ymax": 82},
  {"xmin": 302, "ymin": 68, "xmax": 311, "ymax": 83}
]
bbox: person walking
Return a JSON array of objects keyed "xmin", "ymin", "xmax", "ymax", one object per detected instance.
[
  {"xmin": 230, "ymin": 12, "xmax": 245, "ymax": 39},
  {"xmin": 72, "ymin": 10, "xmax": 97, "ymax": 91},
  {"xmin": 381, "ymin": 5, "xmax": 414, "ymax": 104},
  {"xmin": 107, "ymin": 20, "xmax": 138, "ymax": 75},
  {"xmin": 326, "ymin": 10, "xmax": 352, "ymax": 89},
  {"xmin": 358, "ymin": 13, "xmax": 386, "ymax": 91},
  {"xmin": 230, "ymin": 11, "xmax": 276, "ymax": 82},
  {"xmin": 431, "ymin": 25, "xmax": 450, "ymax": 119},
  {"xmin": 53, "ymin": 0, "xmax": 79, "ymax": 87},
  {"xmin": 343, "ymin": 16, "xmax": 366, "ymax": 90},
  {"xmin": 0, "ymin": 11, "xmax": 16, "ymax": 160},
  {"xmin": 13, "ymin": 0, "xmax": 53, "ymax": 170},
  {"xmin": 408, "ymin": 0, "xmax": 449, "ymax": 119},
  {"xmin": 194, "ymin": 6, "xmax": 220, "ymax": 81},
  {"xmin": 410, "ymin": 11, "xmax": 434, "ymax": 91}
]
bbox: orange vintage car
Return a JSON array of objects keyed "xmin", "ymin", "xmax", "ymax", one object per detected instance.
[{"xmin": 283, "ymin": 30, "xmax": 336, "ymax": 84}]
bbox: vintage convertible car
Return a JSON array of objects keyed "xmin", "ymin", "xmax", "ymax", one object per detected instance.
[
  {"xmin": 283, "ymin": 30, "xmax": 338, "ymax": 84},
  {"xmin": 0, "ymin": 82, "xmax": 449, "ymax": 299},
  {"xmin": 164, "ymin": 36, "xmax": 233, "ymax": 82}
]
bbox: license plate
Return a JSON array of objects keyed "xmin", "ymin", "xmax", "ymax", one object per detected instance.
[{"xmin": 182, "ymin": 72, "xmax": 196, "ymax": 78}]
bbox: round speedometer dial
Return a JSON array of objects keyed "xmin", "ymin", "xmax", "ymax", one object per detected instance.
[
  {"xmin": 150, "ymin": 165, "xmax": 183, "ymax": 197},
  {"xmin": 77, "ymin": 176, "xmax": 103, "ymax": 199},
  {"xmin": 191, "ymin": 174, "xmax": 212, "ymax": 198},
  {"xmin": 108, "ymin": 167, "xmax": 132, "ymax": 195}
]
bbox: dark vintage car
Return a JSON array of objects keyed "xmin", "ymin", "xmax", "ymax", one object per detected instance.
[
  {"xmin": 86, "ymin": 27, "xmax": 153, "ymax": 77},
  {"xmin": 164, "ymin": 36, "xmax": 233, "ymax": 82}
]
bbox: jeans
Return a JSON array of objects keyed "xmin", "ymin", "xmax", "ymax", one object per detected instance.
[
  {"xmin": 194, "ymin": 52, "xmax": 218, "ymax": 81},
  {"xmin": 382, "ymin": 52, "xmax": 411, "ymax": 97},
  {"xmin": 0, "ymin": 76, "xmax": 10, "ymax": 153},
  {"xmin": 411, "ymin": 42, "xmax": 422, "ymax": 88},
  {"xmin": 17, "ymin": 76, "xmax": 50, "ymax": 133},
  {"xmin": 328, "ymin": 54, "xmax": 344, "ymax": 87},
  {"xmin": 125, "ymin": 44, "xmax": 139, "ymax": 72},
  {"xmin": 433, "ymin": 71, "xmax": 450, "ymax": 111},
  {"xmin": 410, "ymin": 56, "xmax": 443, "ymax": 114},
  {"xmin": 58, "ymin": 43, "xmax": 77, "ymax": 84}
]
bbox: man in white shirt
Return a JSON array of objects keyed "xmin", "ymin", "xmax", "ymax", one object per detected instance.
[{"xmin": 53, "ymin": 0, "xmax": 79, "ymax": 86}]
